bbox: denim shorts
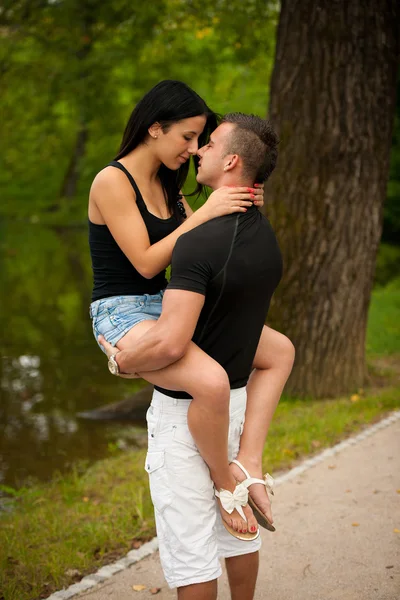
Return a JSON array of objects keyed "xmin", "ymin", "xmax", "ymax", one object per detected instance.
[{"xmin": 89, "ymin": 292, "xmax": 164, "ymax": 353}]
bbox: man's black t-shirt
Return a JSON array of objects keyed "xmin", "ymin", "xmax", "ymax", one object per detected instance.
[{"xmin": 155, "ymin": 206, "xmax": 283, "ymax": 399}]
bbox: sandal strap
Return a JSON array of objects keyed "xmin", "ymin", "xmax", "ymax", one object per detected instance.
[
  {"xmin": 231, "ymin": 459, "xmax": 275, "ymax": 496},
  {"xmin": 241, "ymin": 476, "xmax": 268, "ymax": 488},
  {"xmin": 215, "ymin": 482, "xmax": 249, "ymax": 521},
  {"xmin": 231, "ymin": 459, "xmax": 251, "ymax": 479}
]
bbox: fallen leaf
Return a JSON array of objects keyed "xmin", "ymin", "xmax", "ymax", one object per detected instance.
[
  {"xmin": 311, "ymin": 440, "xmax": 321, "ymax": 448},
  {"xmin": 350, "ymin": 394, "xmax": 360, "ymax": 402},
  {"xmin": 132, "ymin": 584, "xmax": 147, "ymax": 591},
  {"xmin": 150, "ymin": 588, "xmax": 161, "ymax": 595},
  {"xmin": 66, "ymin": 568, "xmax": 81, "ymax": 578},
  {"xmin": 328, "ymin": 465, "xmax": 336, "ymax": 470},
  {"xmin": 33, "ymin": 497, "xmax": 46, "ymax": 505},
  {"xmin": 82, "ymin": 496, "xmax": 89, "ymax": 502},
  {"xmin": 394, "ymin": 528, "xmax": 400, "ymax": 534},
  {"xmin": 351, "ymin": 522, "xmax": 360, "ymax": 527},
  {"xmin": 283, "ymin": 448, "xmax": 294, "ymax": 455},
  {"xmin": 396, "ymin": 490, "xmax": 400, "ymax": 494},
  {"xmin": 131, "ymin": 541, "xmax": 142, "ymax": 549},
  {"xmin": 373, "ymin": 489, "xmax": 380, "ymax": 494},
  {"xmin": 386, "ymin": 565, "xmax": 394, "ymax": 569},
  {"xmin": 345, "ymin": 489, "xmax": 352, "ymax": 493}
]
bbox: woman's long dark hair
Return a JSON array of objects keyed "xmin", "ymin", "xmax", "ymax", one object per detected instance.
[{"xmin": 115, "ymin": 80, "xmax": 218, "ymax": 219}]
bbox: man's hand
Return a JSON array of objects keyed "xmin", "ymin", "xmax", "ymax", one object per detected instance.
[{"xmin": 98, "ymin": 335, "xmax": 141, "ymax": 379}]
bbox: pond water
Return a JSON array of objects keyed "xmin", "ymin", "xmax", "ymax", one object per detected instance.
[{"xmin": 0, "ymin": 222, "xmax": 147, "ymax": 492}]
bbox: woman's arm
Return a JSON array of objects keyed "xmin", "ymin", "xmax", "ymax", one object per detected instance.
[{"xmin": 92, "ymin": 169, "xmax": 259, "ymax": 279}]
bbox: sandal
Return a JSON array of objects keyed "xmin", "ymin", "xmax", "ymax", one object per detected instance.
[
  {"xmin": 215, "ymin": 482, "xmax": 260, "ymax": 541},
  {"xmin": 231, "ymin": 459, "xmax": 276, "ymax": 532}
]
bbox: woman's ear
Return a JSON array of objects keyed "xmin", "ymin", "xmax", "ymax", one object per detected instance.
[{"xmin": 148, "ymin": 122, "xmax": 162, "ymax": 139}]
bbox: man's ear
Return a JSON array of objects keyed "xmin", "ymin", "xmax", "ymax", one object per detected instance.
[
  {"xmin": 223, "ymin": 154, "xmax": 239, "ymax": 172},
  {"xmin": 148, "ymin": 122, "xmax": 162, "ymax": 139}
]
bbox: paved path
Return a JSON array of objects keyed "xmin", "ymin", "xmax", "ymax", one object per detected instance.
[{"xmin": 55, "ymin": 414, "xmax": 400, "ymax": 600}]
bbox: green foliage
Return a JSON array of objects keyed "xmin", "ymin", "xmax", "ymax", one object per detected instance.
[
  {"xmin": 366, "ymin": 276, "xmax": 400, "ymax": 357},
  {"xmin": 0, "ymin": 0, "xmax": 278, "ymax": 220},
  {"xmin": 374, "ymin": 243, "xmax": 400, "ymax": 287}
]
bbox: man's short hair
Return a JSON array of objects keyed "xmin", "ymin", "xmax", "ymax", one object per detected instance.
[{"xmin": 221, "ymin": 113, "xmax": 279, "ymax": 183}]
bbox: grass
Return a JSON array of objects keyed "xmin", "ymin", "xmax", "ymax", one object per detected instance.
[
  {"xmin": 366, "ymin": 277, "xmax": 400, "ymax": 357},
  {"xmin": 1, "ymin": 281, "xmax": 400, "ymax": 600}
]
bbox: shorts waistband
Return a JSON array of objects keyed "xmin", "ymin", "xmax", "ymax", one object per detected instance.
[
  {"xmin": 89, "ymin": 291, "xmax": 164, "ymax": 318},
  {"xmin": 151, "ymin": 387, "xmax": 247, "ymax": 415}
]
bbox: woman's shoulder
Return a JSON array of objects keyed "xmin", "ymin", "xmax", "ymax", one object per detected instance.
[{"xmin": 90, "ymin": 164, "xmax": 137, "ymax": 201}]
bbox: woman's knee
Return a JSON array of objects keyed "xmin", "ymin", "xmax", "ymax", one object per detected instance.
[
  {"xmin": 279, "ymin": 334, "xmax": 296, "ymax": 368},
  {"xmin": 194, "ymin": 363, "xmax": 230, "ymax": 400},
  {"xmin": 255, "ymin": 329, "xmax": 295, "ymax": 371}
]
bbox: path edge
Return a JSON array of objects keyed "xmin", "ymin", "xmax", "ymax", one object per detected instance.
[{"xmin": 45, "ymin": 409, "xmax": 400, "ymax": 600}]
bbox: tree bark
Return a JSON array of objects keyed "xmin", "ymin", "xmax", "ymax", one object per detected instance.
[
  {"xmin": 266, "ymin": 0, "xmax": 399, "ymax": 397},
  {"xmin": 60, "ymin": 122, "xmax": 88, "ymax": 199},
  {"xmin": 59, "ymin": 4, "xmax": 94, "ymax": 201}
]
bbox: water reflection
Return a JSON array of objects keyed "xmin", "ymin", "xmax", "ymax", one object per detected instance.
[{"xmin": 0, "ymin": 223, "xmax": 147, "ymax": 490}]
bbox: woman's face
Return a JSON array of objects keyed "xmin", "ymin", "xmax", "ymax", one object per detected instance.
[{"xmin": 151, "ymin": 115, "xmax": 207, "ymax": 170}]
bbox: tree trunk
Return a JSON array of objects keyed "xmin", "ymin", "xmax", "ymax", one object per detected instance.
[
  {"xmin": 60, "ymin": 5, "xmax": 94, "ymax": 201},
  {"xmin": 266, "ymin": 0, "xmax": 399, "ymax": 397},
  {"xmin": 60, "ymin": 122, "xmax": 88, "ymax": 199}
]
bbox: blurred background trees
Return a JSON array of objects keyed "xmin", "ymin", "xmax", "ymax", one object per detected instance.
[
  {"xmin": 0, "ymin": 0, "xmax": 399, "ymax": 398},
  {"xmin": 0, "ymin": 0, "xmax": 278, "ymax": 218}
]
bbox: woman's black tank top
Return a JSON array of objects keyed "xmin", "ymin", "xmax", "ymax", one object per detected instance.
[{"xmin": 89, "ymin": 161, "xmax": 181, "ymax": 302}]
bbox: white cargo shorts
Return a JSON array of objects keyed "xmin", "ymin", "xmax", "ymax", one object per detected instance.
[{"xmin": 144, "ymin": 387, "xmax": 262, "ymax": 589}]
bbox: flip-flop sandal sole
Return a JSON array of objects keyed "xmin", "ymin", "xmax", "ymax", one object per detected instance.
[
  {"xmin": 232, "ymin": 478, "xmax": 275, "ymax": 532},
  {"xmin": 221, "ymin": 520, "xmax": 260, "ymax": 541},
  {"xmin": 248, "ymin": 496, "xmax": 276, "ymax": 532},
  {"xmin": 230, "ymin": 459, "xmax": 276, "ymax": 532}
]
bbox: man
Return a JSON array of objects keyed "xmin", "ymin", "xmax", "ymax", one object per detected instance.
[{"xmin": 100, "ymin": 113, "xmax": 283, "ymax": 599}]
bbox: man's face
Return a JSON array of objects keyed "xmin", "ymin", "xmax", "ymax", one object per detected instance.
[{"xmin": 196, "ymin": 122, "xmax": 235, "ymax": 188}]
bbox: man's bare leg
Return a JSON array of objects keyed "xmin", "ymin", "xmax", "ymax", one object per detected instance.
[
  {"xmin": 230, "ymin": 326, "xmax": 295, "ymax": 522},
  {"xmin": 177, "ymin": 580, "xmax": 217, "ymax": 600},
  {"xmin": 225, "ymin": 551, "xmax": 259, "ymax": 600}
]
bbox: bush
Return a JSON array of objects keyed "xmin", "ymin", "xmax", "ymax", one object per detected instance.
[{"xmin": 374, "ymin": 243, "xmax": 400, "ymax": 287}]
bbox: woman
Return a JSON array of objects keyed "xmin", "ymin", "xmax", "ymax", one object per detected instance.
[{"xmin": 89, "ymin": 80, "xmax": 294, "ymax": 540}]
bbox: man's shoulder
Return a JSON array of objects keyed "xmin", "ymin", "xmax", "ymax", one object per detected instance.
[
  {"xmin": 175, "ymin": 214, "xmax": 236, "ymax": 248},
  {"xmin": 184, "ymin": 213, "xmax": 236, "ymax": 237},
  {"xmin": 172, "ymin": 215, "xmax": 236, "ymax": 269}
]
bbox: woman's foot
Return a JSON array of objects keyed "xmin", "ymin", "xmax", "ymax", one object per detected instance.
[
  {"xmin": 214, "ymin": 475, "xmax": 258, "ymax": 535},
  {"xmin": 217, "ymin": 498, "xmax": 258, "ymax": 535},
  {"xmin": 229, "ymin": 457, "xmax": 274, "ymax": 525}
]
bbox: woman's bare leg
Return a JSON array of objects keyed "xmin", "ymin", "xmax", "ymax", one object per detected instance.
[
  {"xmin": 116, "ymin": 321, "xmax": 258, "ymax": 534},
  {"xmin": 230, "ymin": 325, "xmax": 295, "ymax": 523}
]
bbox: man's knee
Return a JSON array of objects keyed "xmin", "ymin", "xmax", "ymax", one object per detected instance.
[{"xmin": 177, "ymin": 579, "xmax": 217, "ymax": 600}]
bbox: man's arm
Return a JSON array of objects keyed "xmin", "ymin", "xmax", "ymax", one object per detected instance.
[{"xmin": 103, "ymin": 289, "xmax": 205, "ymax": 374}]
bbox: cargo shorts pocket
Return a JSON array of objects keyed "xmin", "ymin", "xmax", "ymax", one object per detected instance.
[
  {"xmin": 172, "ymin": 422, "xmax": 198, "ymax": 451},
  {"xmin": 144, "ymin": 451, "xmax": 173, "ymax": 514}
]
